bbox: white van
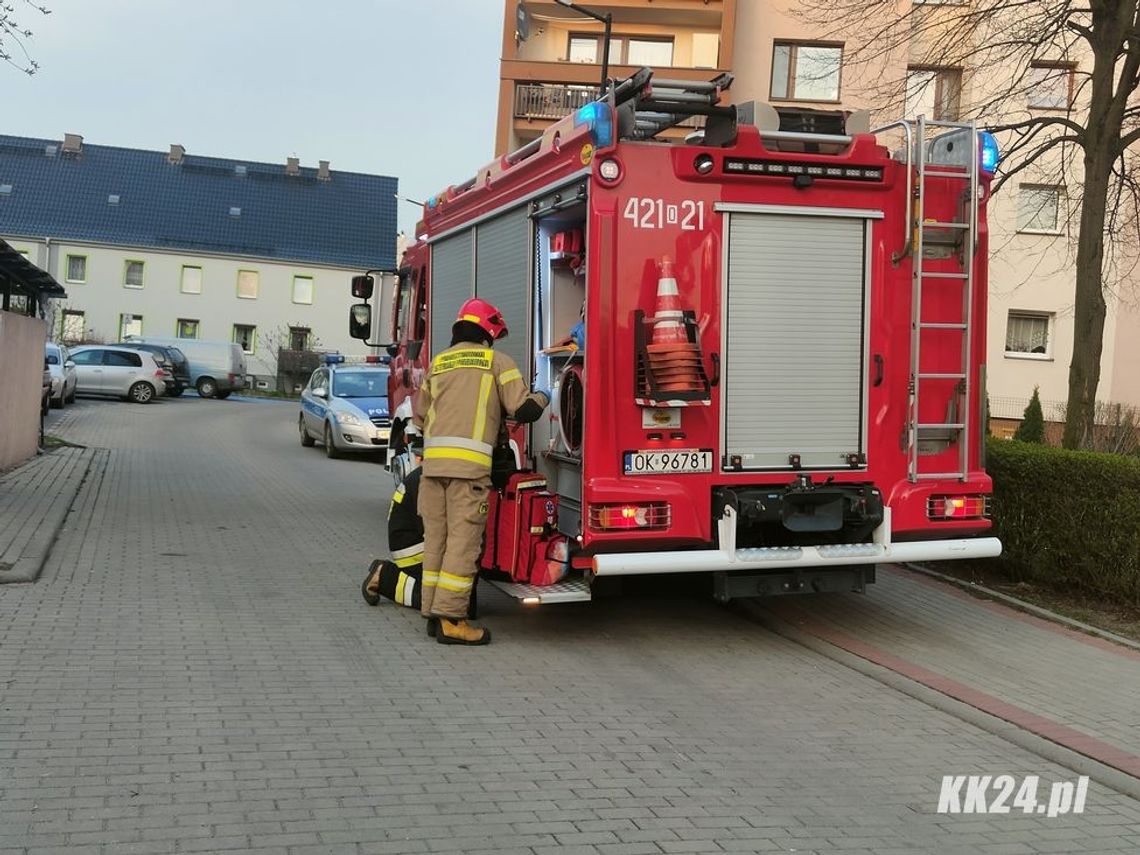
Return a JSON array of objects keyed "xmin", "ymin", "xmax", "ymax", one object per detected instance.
[{"xmin": 125, "ymin": 336, "xmax": 247, "ymax": 398}]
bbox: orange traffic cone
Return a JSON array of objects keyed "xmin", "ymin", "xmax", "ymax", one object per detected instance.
[
  {"xmin": 645, "ymin": 257, "xmax": 702, "ymax": 392},
  {"xmin": 649, "ymin": 257, "xmax": 687, "ymax": 346}
]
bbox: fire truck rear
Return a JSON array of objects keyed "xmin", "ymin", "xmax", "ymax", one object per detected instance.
[{"xmin": 352, "ymin": 68, "xmax": 1002, "ymax": 603}]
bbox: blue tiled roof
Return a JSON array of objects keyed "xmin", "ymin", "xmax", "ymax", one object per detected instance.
[{"xmin": 0, "ymin": 135, "xmax": 397, "ymax": 270}]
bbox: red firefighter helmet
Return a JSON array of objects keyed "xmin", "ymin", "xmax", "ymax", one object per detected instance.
[{"xmin": 454, "ymin": 297, "xmax": 509, "ymax": 341}]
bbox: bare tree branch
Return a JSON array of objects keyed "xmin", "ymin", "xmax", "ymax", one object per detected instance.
[{"xmin": 0, "ymin": 1, "xmax": 51, "ymax": 76}]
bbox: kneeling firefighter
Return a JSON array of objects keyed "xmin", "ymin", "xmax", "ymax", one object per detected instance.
[
  {"xmin": 361, "ymin": 423, "xmax": 429, "ymax": 610},
  {"xmin": 413, "ymin": 298, "xmax": 550, "ymax": 645}
]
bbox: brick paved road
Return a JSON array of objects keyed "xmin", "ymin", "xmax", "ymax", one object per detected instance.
[{"xmin": 1, "ymin": 397, "xmax": 1138, "ymax": 854}]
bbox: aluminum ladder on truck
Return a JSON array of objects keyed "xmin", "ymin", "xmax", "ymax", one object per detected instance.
[{"xmin": 878, "ymin": 117, "xmax": 982, "ymax": 482}]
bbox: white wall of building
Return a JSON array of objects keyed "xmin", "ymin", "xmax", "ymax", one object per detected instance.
[{"xmin": 4, "ymin": 236, "xmax": 365, "ymax": 381}]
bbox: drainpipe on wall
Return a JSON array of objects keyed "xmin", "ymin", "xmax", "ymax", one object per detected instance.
[{"xmin": 42, "ymin": 236, "xmax": 53, "ymax": 329}]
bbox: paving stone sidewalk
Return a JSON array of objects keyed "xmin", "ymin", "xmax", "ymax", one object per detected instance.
[
  {"xmin": 0, "ymin": 445, "xmax": 99, "ymax": 584},
  {"xmin": 0, "ymin": 397, "xmax": 1138, "ymax": 855},
  {"xmin": 756, "ymin": 563, "xmax": 1140, "ymax": 777}
]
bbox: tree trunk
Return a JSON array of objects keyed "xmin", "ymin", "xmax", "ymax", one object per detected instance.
[
  {"xmin": 1062, "ymin": 150, "xmax": 1111, "ymax": 449},
  {"xmin": 1061, "ymin": 5, "xmax": 1125, "ymax": 450}
]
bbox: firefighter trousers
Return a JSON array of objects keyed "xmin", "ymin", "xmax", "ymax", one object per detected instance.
[
  {"xmin": 365, "ymin": 559, "xmax": 422, "ymax": 609},
  {"xmin": 418, "ymin": 475, "xmax": 491, "ymax": 619}
]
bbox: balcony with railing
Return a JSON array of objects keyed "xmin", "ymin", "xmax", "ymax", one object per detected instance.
[
  {"xmin": 513, "ymin": 82, "xmax": 705, "ymax": 132},
  {"xmin": 514, "ymin": 82, "xmax": 598, "ymax": 121}
]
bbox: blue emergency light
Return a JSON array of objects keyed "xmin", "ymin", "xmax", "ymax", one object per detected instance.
[
  {"xmin": 979, "ymin": 131, "xmax": 1000, "ymax": 175},
  {"xmin": 575, "ymin": 102, "xmax": 614, "ymax": 149},
  {"xmin": 324, "ymin": 354, "xmax": 346, "ymax": 365}
]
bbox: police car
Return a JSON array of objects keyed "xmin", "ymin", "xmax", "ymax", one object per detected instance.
[{"xmin": 299, "ymin": 355, "xmax": 392, "ymax": 459}]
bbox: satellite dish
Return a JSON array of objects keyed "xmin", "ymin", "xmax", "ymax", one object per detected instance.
[{"xmin": 516, "ymin": 1, "xmax": 531, "ymax": 42}]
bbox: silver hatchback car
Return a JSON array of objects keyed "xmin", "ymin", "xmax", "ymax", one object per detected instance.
[{"xmin": 70, "ymin": 345, "xmax": 169, "ymax": 404}]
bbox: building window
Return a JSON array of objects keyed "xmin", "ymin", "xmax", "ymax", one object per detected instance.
[
  {"xmin": 626, "ymin": 37, "xmax": 674, "ymax": 67},
  {"xmin": 233, "ymin": 324, "xmax": 256, "ymax": 354},
  {"xmin": 61, "ymin": 309, "xmax": 85, "ymax": 343},
  {"xmin": 568, "ymin": 33, "xmax": 672, "ymax": 66},
  {"xmin": 181, "ymin": 265, "xmax": 202, "ymax": 294},
  {"xmin": 119, "ymin": 313, "xmax": 143, "ymax": 339},
  {"xmin": 124, "ymin": 260, "xmax": 145, "ymax": 288},
  {"xmin": 1028, "ymin": 63, "xmax": 1074, "ymax": 110},
  {"xmin": 177, "ymin": 318, "xmax": 199, "ymax": 339},
  {"xmin": 568, "ymin": 34, "xmax": 620, "ymax": 64},
  {"xmin": 771, "ymin": 42, "xmax": 842, "ymax": 102},
  {"xmin": 289, "ymin": 326, "xmax": 311, "ymax": 351},
  {"xmin": 66, "ymin": 254, "xmax": 87, "ymax": 283},
  {"xmin": 1005, "ymin": 312, "xmax": 1053, "ymax": 357},
  {"xmin": 1017, "ymin": 185, "xmax": 1063, "ymax": 233},
  {"xmin": 905, "ymin": 67, "xmax": 962, "ymax": 120},
  {"xmin": 237, "ymin": 269, "xmax": 259, "ymax": 299},
  {"xmin": 292, "ymin": 275, "xmax": 314, "ymax": 305}
]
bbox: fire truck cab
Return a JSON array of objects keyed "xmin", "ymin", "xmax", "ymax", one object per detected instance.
[{"xmin": 351, "ymin": 68, "xmax": 1001, "ymax": 603}]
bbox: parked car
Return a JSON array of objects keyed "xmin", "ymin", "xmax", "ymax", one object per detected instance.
[
  {"xmin": 124, "ymin": 336, "xmax": 246, "ymax": 399},
  {"xmin": 69, "ymin": 345, "xmax": 168, "ymax": 404},
  {"xmin": 41, "ymin": 357, "xmax": 52, "ymax": 416},
  {"xmin": 119, "ymin": 344, "xmax": 177, "ymax": 395},
  {"xmin": 119, "ymin": 342, "xmax": 191, "ymax": 396},
  {"xmin": 44, "ymin": 341, "xmax": 77, "ymax": 408},
  {"xmin": 299, "ymin": 356, "xmax": 391, "ymax": 459}
]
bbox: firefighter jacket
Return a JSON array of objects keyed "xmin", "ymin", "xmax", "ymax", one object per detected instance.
[
  {"xmin": 413, "ymin": 342, "xmax": 549, "ymax": 479},
  {"xmin": 388, "ymin": 467, "xmax": 425, "ymax": 571}
]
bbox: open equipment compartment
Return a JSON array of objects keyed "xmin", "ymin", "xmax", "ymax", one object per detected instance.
[{"xmin": 532, "ymin": 202, "xmax": 587, "ymax": 541}]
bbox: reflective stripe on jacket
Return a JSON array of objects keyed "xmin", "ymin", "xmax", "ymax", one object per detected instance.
[{"xmin": 412, "ymin": 342, "xmax": 548, "ymax": 479}]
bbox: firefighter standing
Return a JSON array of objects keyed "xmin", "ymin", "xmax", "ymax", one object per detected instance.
[{"xmin": 413, "ymin": 298, "xmax": 550, "ymax": 645}]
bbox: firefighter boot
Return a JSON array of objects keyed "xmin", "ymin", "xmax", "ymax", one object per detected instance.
[
  {"xmin": 426, "ymin": 616, "xmax": 439, "ymax": 637},
  {"xmin": 361, "ymin": 560, "xmax": 382, "ymax": 607},
  {"xmin": 436, "ymin": 618, "xmax": 491, "ymax": 646}
]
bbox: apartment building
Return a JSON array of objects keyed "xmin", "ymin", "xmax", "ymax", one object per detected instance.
[
  {"xmin": 497, "ymin": 0, "xmax": 737, "ymax": 152},
  {"xmin": 0, "ymin": 134, "xmax": 397, "ymax": 386},
  {"xmin": 496, "ymin": 0, "xmax": 1140, "ymax": 424}
]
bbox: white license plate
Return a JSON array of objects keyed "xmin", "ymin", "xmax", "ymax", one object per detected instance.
[{"xmin": 624, "ymin": 449, "xmax": 713, "ymax": 475}]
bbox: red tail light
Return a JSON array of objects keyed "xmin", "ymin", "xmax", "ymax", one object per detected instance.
[
  {"xmin": 588, "ymin": 502, "xmax": 671, "ymax": 531},
  {"xmin": 927, "ymin": 495, "xmax": 989, "ymax": 520},
  {"xmin": 153, "ymin": 369, "xmax": 164, "ymax": 377}
]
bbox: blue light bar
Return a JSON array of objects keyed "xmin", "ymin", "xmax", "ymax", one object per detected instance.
[
  {"xmin": 324, "ymin": 354, "xmax": 345, "ymax": 365},
  {"xmin": 979, "ymin": 131, "xmax": 1000, "ymax": 174},
  {"xmin": 575, "ymin": 101, "xmax": 614, "ymax": 149}
]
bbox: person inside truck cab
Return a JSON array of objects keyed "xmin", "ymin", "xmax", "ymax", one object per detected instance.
[{"xmin": 412, "ymin": 298, "xmax": 550, "ymax": 645}]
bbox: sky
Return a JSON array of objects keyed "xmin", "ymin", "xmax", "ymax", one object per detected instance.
[{"xmin": 3, "ymin": 0, "xmax": 504, "ymax": 238}]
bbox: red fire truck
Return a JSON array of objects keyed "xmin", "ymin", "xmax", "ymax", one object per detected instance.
[{"xmin": 350, "ymin": 68, "xmax": 1002, "ymax": 604}]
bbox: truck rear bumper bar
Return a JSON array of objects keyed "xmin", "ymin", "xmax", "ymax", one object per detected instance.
[{"xmin": 591, "ymin": 506, "xmax": 1001, "ymax": 576}]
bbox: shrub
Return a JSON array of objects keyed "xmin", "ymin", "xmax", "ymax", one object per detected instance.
[
  {"xmin": 1013, "ymin": 387, "xmax": 1045, "ymax": 443},
  {"xmin": 986, "ymin": 439, "xmax": 1140, "ymax": 605}
]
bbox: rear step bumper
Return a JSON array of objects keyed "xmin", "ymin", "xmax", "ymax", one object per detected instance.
[
  {"xmin": 592, "ymin": 537, "xmax": 1001, "ymax": 575},
  {"xmin": 592, "ymin": 506, "xmax": 1001, "ymax": 576}
]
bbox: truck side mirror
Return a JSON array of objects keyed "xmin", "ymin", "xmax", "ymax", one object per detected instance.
[
  {"xmin": 349, "ymin": 304, "xmax": 372, "ymax": 340},
  {"xmin": 351, "ymin": 274, "xmax": 375, "ymax": 300}
]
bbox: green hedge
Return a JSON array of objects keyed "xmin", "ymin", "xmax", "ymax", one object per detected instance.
[{"xmin": 986, "ymin": 439, "xmax": 1140, "ymax": 605}]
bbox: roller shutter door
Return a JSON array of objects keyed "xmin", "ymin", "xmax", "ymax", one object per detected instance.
[
  {"xmin": 475, "ymin": 206, "xmax": 531, "ymax": 371},
  {"xmin": 430, "ymin": 230, "xmax": 474, "ymax": 357},
  {"xmin": 724, "ymin": 213, "xmax": 867, "ymax": 469}
]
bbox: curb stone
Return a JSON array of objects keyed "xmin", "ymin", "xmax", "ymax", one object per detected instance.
[
  {"xmin": 736, "ymin": 600, "xmax": 1140, "ymax": 802},
  {"xmin": 0, "ymin": 446, "xmax": 97, "ymax": 584}
]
